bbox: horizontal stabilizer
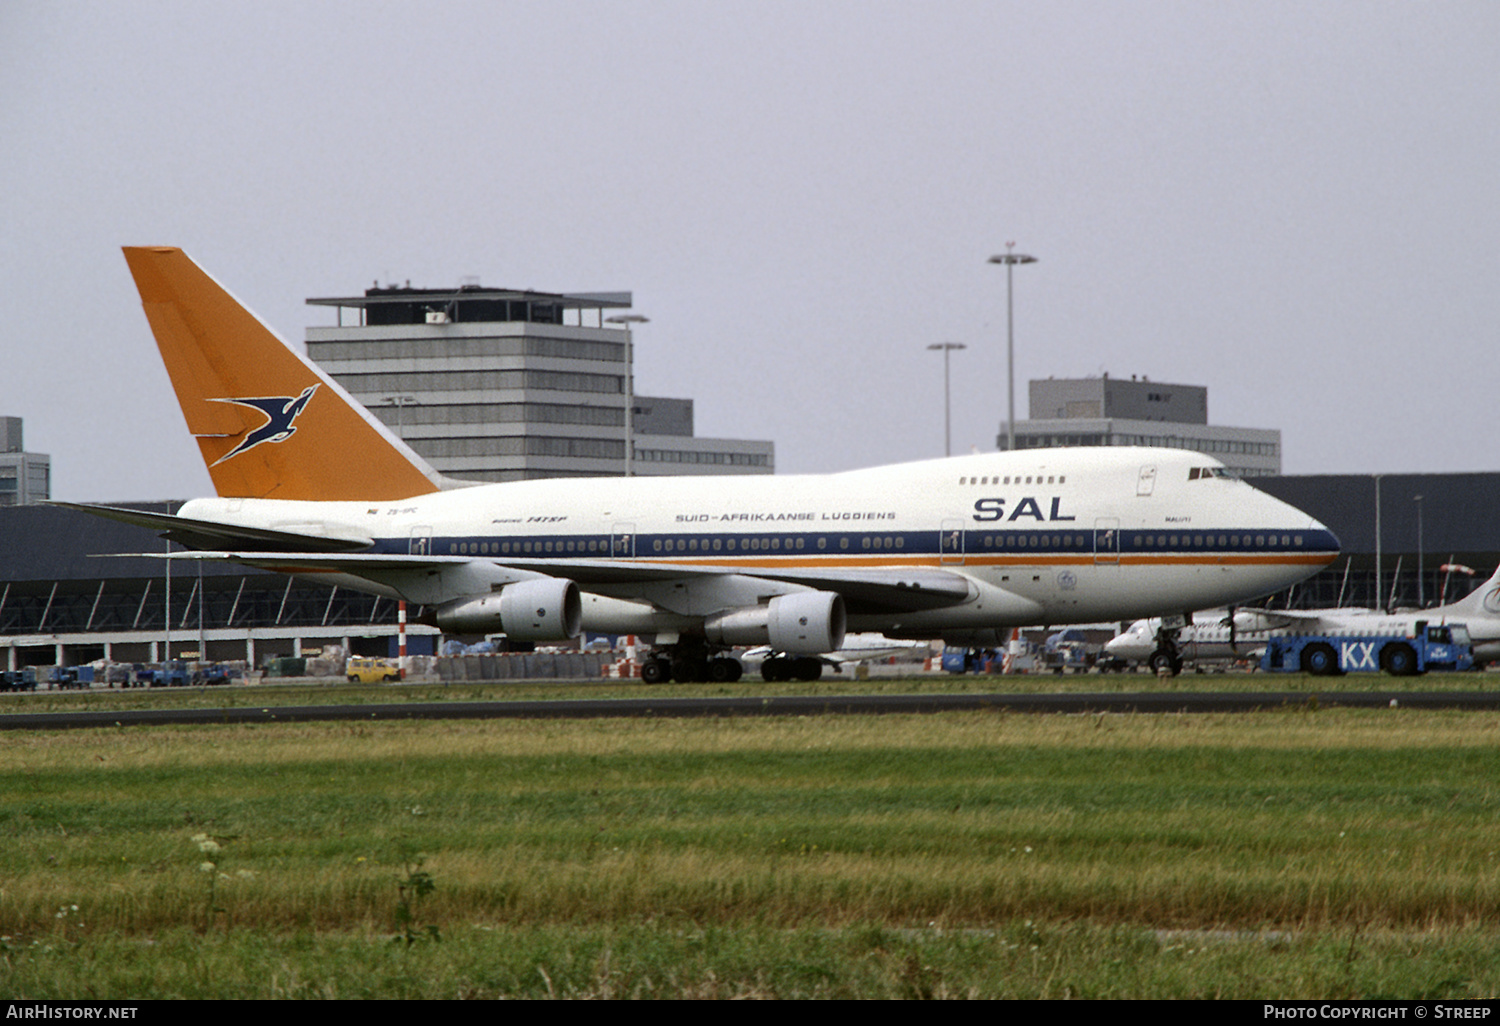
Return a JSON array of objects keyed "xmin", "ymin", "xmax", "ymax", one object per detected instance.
[
  {"xmin": 52, "ymin": 502, "xmax": 373, "ymax": 553},
  {"xmin": 105, "ymin": 550, "xmax": 477, "ymax": 572}
]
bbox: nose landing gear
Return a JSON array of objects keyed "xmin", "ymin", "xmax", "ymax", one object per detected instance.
[{"xmin": 1149, "ymin": 623, "xmax": 1184, "ymax": 676}]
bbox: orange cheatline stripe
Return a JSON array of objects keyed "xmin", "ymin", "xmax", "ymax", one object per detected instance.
[{"xmin": 625, "ymin": 552, "xmax": 1338, "ymax": 570}]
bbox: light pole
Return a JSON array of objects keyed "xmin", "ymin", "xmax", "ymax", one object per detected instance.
[
  {"xmin": 926, "ymin": 342, "xmax": 966, "ymax": 456},
  {"xmin": 988, "ymin": 244, "xmax": 1038, "ymax": 454},
  {"xmin": 1414, "ymin": 494, "xmax": 1425, "ymax": 607},
  {"xmin": 606, "ymin": 315, "xmax": 648, "ymax": 476},
  {"xmin": 1373, "ymin": 474, "xmax": 1383, "ymax": 611}
]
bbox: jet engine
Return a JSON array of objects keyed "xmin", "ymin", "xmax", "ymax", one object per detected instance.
[
  {"xmin": 431, "ymin": 577, "xmax": 582, "ymax": 640},
  {"xmin": 704, "ymin": 591, "xmax": 846, "ymax": 654}
]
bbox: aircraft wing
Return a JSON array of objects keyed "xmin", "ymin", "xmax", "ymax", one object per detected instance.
[
  {"xmin": 1233, "ymin": 607, "xmax": 1326, "ymax": 631},
  {"xmin": 51, "ymin": 502, "xmax": 373, "ymax": 553},
  {"xmin": 492, "ymin": 558, "xmax": 975, "ymax": 614},
  {"xmin": 136, "ymin": 550, "xmax": 976, "ymax": 616}
]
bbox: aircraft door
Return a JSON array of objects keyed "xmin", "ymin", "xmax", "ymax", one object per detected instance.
[
  {"xmin": 940, "ymin": 519, "xmax": 965, "ymax": 564},
  {"xmin": 408, "ymin": 526, "xmax": 433, "ymax": 556},
  {"xmin": 1094, "ymin": 517, "xmax": 1120, "ymax": 565},
  {"xmin": 1137, "ymin": 465, "xmax": 1157, "ymax": 496},
  {"xmin": 611, "ymin": 523, "xmax": 636, "ymax": 558}
]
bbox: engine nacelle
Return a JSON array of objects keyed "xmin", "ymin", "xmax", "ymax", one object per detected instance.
[
  {"xmin": 704, "ymin": 591, "xmax": 846, "ymax": 655},
  {"xmin": 432, "ymin": 577, "xmax": 582, "ymax": 640},
  {"xmin": 1231, "ymin": 609, "xmax": 1288, "ymax": 633}
]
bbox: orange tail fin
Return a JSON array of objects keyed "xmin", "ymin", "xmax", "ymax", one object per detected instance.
[{"xmin": 123, "ymin": 247, "xmax": 444, "ymax": 501}]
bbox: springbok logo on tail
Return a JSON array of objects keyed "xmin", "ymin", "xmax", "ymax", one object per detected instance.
[{"xmin": 209, "ymin": 385, "xmax": 319, "ymax": 466}]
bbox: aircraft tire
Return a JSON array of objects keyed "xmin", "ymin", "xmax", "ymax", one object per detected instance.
[
  {"xmin": 672, "ymin": 659, "xmax": 709, "ymax": 684},
  {"xmin": 1148, "ymin": 650, "xmax": 1182, "ymax": 676},
  {"xmin": 761, "ymin": 656, "xmax": 788, "ymax": 682},
  {"xmin": 792, "ymin": 657, "xmax": 824, "ymax": 681},
  {"xmin": 708, "ymin": 657, "xmax": 742, "ymax": 683},
  {"xmin": 1300, "ymin": 643, "xmax": 1341, "ymax": 676},
  {"xmin": 1382, "ymin": 643, "xmax": 1420, "ymax": 677},
  {"xmin": 640, "ymin": 658, "xmax": 670, "ymax": 685}
]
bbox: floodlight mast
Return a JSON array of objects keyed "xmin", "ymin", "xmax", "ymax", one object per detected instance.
[
  {"xmin": 1415, "ymin": 494, "xmax": 1425, "ymax": 607},
  {"xmin": 605, "ymin": 315, "xmax": 649, "ymax": 476},
  {"xmin": 988, "ymin": 244, "xmax": 1038, "ymax": 455},
  {"xmin": 926, "ymin": 342, "xmax": 967, "ymax": 457}
]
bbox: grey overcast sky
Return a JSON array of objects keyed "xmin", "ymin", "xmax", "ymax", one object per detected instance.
[{"xmin": 2, "ymin": 0, "xmax": 1496, "ymax": 501}]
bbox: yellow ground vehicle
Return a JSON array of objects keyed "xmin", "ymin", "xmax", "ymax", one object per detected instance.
[{"xmin": 346, "ymin": 656, "xmax": 400, "ymax": 683}]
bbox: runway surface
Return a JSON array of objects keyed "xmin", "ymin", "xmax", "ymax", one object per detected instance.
[{"xmin": 4, "ymin": 690, "xmax": 1500, "ymax": 730}]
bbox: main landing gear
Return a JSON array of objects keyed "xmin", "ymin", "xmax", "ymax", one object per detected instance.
[
  {"xmin": 638, "ymin": 639, "xmax": 744, "ymax": 684},
  {"xmin": 634, "ymin": 638, "xmax": 829, "ymax": 684}
]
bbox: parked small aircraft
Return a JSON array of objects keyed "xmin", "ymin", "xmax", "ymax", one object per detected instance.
[{"xmin": 1106, "ymin": 564, "xmax": 1500, "ymax": 672}]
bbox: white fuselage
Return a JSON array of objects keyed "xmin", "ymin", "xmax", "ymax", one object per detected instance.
[
  {"xmin": 178, "ymin": 447, "xmax": 1337, "ymax": 637},
  {"xmin": 742, "ymin": 633, "xmax": 930, "ymax": 667}
]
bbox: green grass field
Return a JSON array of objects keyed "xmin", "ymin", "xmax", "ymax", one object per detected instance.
[{"xmin": 3, "ymin": 685, "xmax": 1500, "ymax": 998}]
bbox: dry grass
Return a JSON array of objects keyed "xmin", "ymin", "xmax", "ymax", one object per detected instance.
[
  {"xmin": 5, "ymin": 707, "xmax": 1500, "ymax": 996},
  {"xmin": 5, "ymin": 709, "xmax": 1500, "ymax": 932}
]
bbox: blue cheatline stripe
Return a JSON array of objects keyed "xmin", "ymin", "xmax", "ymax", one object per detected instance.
[{"xmin": 378, "ymin": 526, "xmax": 1339, "ymax": 561}]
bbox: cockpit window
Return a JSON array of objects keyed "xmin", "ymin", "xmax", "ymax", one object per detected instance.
[{"xmin": 1188, "ymin": 466, "xmax": 1231, "ymax": 480}]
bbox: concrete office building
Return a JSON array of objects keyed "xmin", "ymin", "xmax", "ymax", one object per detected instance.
[
  {"xmin": 999, "ymin": 375, "xmax": 1281, "ymax": 477},
  {"xmin": 305, "ymin": 283, "xmax": 773, "ymax": 482},
  {"xmin": 0, "ymin": 417, "xmax": 50, "ymax": 506}
]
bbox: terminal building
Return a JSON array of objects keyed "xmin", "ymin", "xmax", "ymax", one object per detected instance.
[
  {"xmin": 0, "ymin": 417, "xmax": 50, "ymax": 507},
  {"xmin": 305, "ymin": 282, "xmax": 773, "ymax": 481},
  {"xmin": 0, "ymin": 502, "xmax": 426, "ymax": 671},
  {"xmin": 1000, "ymin": 376, "xmax": 1281, "ymax": 477},
  {"xmin": 1254, "ymin": 473, "xmax": 1500, "ymax": 612}
]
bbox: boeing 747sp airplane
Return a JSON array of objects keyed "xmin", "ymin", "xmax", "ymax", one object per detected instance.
[{"xmin": 60, "ymin": 247, "xmax": 1339, "ymax": 683}]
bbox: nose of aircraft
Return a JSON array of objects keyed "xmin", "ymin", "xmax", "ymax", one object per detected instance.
[
  {"xmin": 1104, "ymin": 620, "xmax": 1150, "ymax": 659},
  {"xmin": 1247, "ymin": 481, "xmax": 1341, "ymax": 560},
  {"xmin": 1248, "ymin": 487, "xmax": 1341, "ymax": 598}
]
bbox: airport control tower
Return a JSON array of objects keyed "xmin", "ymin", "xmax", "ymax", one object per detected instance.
[{"xmin": 304, "ymin": 282, "xmax": 773, "ymax": 483}]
